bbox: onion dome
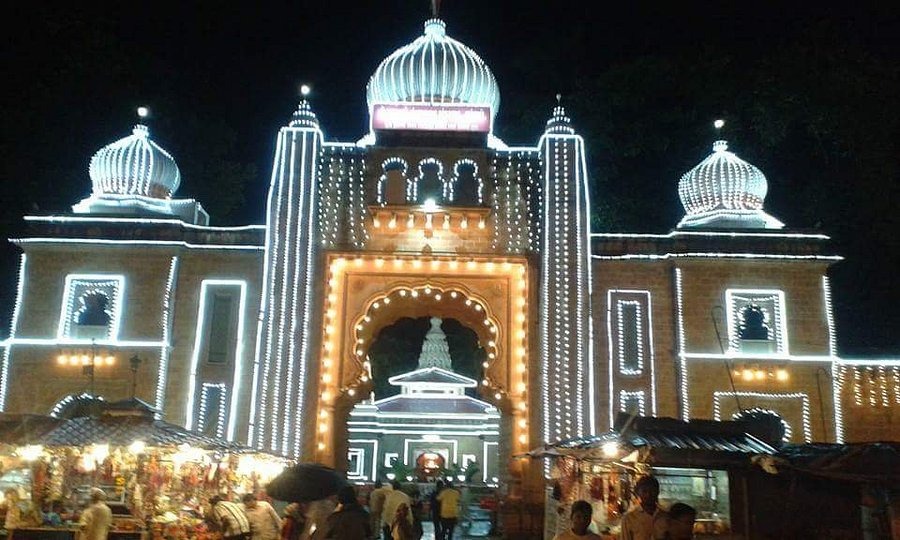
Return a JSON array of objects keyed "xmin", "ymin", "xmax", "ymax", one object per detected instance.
[
  {"xmin": 677, "ymin": 140, "xmax": 783, "ymax": 229},
  {"xmin": 366, "ymin": 19, "xmax": 500, "ymax": 117},
  {"xmin": 88, "ymin": 124, "xmax": 180, "ymax": 198}
]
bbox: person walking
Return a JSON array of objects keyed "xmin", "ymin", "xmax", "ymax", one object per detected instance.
[
  {"xmin": 316, "ymin": 485, "xmax": 372, "ymax": 539},
  {"xmin": 389, "ymin": 503, "xmax": 418, "ymax": 540},
  {"xmin": 619, "ymin": 476, "xmax": 668, "ymax": 540},
  {"xmin": 242, "ymin": 493, "xmax": 282, "ymax": 540},
  {"xmin": 280, "ymin": 503, "xmax": 305, "ymax": 540},
  {"xmin": 552, "ymin": 500, "xmax": 602, "ymax": 539},
  {"xmin": 209, "ymin": 495, "xmax": 252, "ymax": 540},
  {"xmin": 382, "ymin": 481, "xmax": 412, "ymax": 540},
  {"xmin": 79, "ymin": 488, "xmax": 113, "ymax": 540},
  {"xmin": 429, "ymin": 481, "xmax": 444, "ymax": 540},
  {"xmin": 369, "ymin": 480, "xmax": 392, "ymax": 538},
  {"xmin": 435, "ymin": 480, "xmax": 460, "ymax": 540}
]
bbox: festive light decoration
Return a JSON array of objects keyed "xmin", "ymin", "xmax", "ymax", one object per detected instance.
[
  {"xmin": 677, "ymin": 140, "xmax": 784, "ymax": 229},
  {"xmin": 57, "ymin": 274, "xmax": 126, "ymax": 340},
  {"xmin": 185, "ymin": 279, "xmax": 247, "ymax": 442},
  {"xmin": 0, "ymin": 254, "xmax": 26, "ymax": 410},
  {"xmin": 366, "ymin": 19, "xmax": 500, "ymax": 120},
  {"xmin": 591, "ymin": 230, "xmax": 830, "ymax": 240},
  {"xmin": 14, "ymin": 238, "xmax": 262, "ymax": 251},
  {"xmin": 198, "ymin": 382, "xmax": 227, "ymax": 439},
  {"xmin": 538, "ymin": 104, "xmax": 593, "ymax": 443},
  {"xmin": 49, "ymin": 393, "xmax": 104, "ymax": 417},
  {"xmin": 822, "ymin": 276, "xmax": 844, "ymax": 443},
  {"xmin": 253, "ymin": 102, "xmax": 323, "ymax": 456},
  {"xmin": 675, "ymin": 269, "xmax": 689, "ymax": 420},
  {"xmin": 23, "ymin": 215, "xmax": 265, "ymax": 231},
  {"xmin": 592, "ymin": 252, "xmax": 842, "ymax": 261},
  {"xmin": 731, "ymin": 408, "xmax": 792, "ymax": 442},
  {"xmin": 155, "ymin": 256, "xmax": 179, "ymax": 416},
  {"xmin": 713, "ymin": 391, "xmax": 812, "ymax": 442},
  {"xmin": 606, "ymin": 290, "xmax": 657, "ymax": 426}
]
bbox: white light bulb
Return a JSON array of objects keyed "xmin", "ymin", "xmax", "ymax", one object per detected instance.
[
  {"xmin": 714, "ymin": 119, "xmax": 725, "ymax": 129},
  {"xmin": 137, "ymin": 106, "xmax": 149, "ymax": 118},
  {"xmin": 300, "ymin": 84, "xmax": 311, "ymax": 97}
]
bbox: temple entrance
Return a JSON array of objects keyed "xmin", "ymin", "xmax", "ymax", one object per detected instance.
[
  {"xmin": 416, "ymin": 451, "xmax": 446, "ymax": 481},
  {"xmin": 310, "ymin": 254, "xmax": 538, "ymax": 498},
  {"xmin": 347, "ymin": 315, "xmax": 499, "ymax": 485}
]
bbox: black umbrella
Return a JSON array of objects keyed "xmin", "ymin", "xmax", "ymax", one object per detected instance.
[{"xmin": 266, "ymin": 463, "xmax": 348, "ymax": 502}]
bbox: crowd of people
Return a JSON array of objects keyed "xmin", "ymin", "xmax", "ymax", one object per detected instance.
[{"xmin": 552, "ymin": 475, "xmax": 698, "ymax": 540}]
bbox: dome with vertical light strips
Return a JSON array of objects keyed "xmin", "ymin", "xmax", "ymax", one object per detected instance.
[
  {"xmin": 677, "ymin": 140, "xmax": 784, "ymax": 229},
  {"xmin": 366, "ymin": 19, "xmax": 500, "ymax": 117},
  {"xmin": 88, "ymin": 124, "xmax": 180, "ymax": 198}
]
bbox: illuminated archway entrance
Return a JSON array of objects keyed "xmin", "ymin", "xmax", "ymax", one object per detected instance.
[{"xmin": 311, "ymin": 253, "xmax": 535, "ymax": 491}]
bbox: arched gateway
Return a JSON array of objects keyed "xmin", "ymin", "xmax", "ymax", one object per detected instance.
[{"xmin": 248, "ymin": 18, "xmax": 593, "ymax": 502}]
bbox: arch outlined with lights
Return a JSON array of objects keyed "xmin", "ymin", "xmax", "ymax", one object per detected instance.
[
  {"xmin": 377, "ymin": 157, "xmax": 410, "ymax": 206},
  {"xmin": 413, "ymin": 158, "xmax": 445, "ymax": 203},
  {"xmin": 347, "ymin": 282, "xmax": 504, "ymax": 399},
  {"xmin": 449, "ymin": 158, "xmax": 483, "ymax": 204}
]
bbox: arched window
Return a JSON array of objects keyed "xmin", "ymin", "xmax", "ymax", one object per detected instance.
[
  {"xmin": 58, "ymin": 274, "xmax": 124, "ymax": 340},
  {"xmin": 379, "ymin": 158, "xmax": 408, "ymax": 205},
  {"xmin": 416, "ymin": 159, "xmax": 444, "ymax": 203},
  {"xmin": 451, "ymin": 159, "xmax": 482, "ymax": 205},
  {"xmin": 732, "ymin": 408, "xmax": 791, "ymax": 443}
]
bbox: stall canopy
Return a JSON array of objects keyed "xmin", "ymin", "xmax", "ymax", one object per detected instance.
[
  {"xmin": 524, "ymin": 414, "xmax": 776, "ymax": 466},
  {"xmin": 1, "ymin": 398, "xmax": 251, "ymax": 453},
  {"xmin": 773, "ymin": 442, "xmax": 900, "ymax": 485}
]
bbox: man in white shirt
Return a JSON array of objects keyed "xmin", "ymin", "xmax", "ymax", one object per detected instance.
[
  {"xmin": 79, "ymin": 488, "xmax": 113, "ymax": 540},
  {"xmin": 620, "ymin": 476, "xmax": 668, "ymax": 540},
  {"xmin": 210, "ymin": 495, "xmax": 252, "ymax": 540}
]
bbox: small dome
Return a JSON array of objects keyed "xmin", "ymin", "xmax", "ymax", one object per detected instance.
[
  {"xmin": 88, "ymin": 124, "xmax": 180, "ymax": 198},
  {"xmin": 366, "ymin": 19, "xmax": 500, "ymax": 117},
  {"xmin": 677, "ymin": 140, "xmax": 783, "ymax": 229}
]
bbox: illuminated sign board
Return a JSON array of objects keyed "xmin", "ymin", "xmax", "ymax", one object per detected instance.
[{"xmin": 372, "ymin": 103, "xmax": 491, "ymax": 133}]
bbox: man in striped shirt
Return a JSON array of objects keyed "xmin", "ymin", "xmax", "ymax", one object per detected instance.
[{"xmin": 209, "ymin": 495, "xmax": 252, "ymax": 540}]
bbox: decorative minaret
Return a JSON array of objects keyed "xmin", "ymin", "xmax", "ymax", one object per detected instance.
[
  {"xmin": 251, "ymin": 91, "xmax": 325, "ymax": 457},
  {"xmin": 537, "ymin": 97, "xmax": 594, "ymax": 442},
  {"xmin": 417, "ymin": 317, "xmax": 453, "ymax": 370}
]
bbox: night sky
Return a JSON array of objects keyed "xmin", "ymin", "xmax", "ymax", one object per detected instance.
[{"xmin": 3, "ymin": 2, "xmax": 898, "ymax": 355}]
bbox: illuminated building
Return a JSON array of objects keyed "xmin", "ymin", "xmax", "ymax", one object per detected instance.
[{"xmin": 1, "ymin": 18, "xmax": 897, "ymax": 505}]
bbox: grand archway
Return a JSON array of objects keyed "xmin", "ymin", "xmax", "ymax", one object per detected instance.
[{"xmin": 310, "ymin": 253, "xmax": 536, "ymax": 491}]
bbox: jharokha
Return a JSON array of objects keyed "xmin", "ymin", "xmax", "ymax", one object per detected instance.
[{"xmin": 2, "ymin": 18, "xmax": 897, "ymax": 500}]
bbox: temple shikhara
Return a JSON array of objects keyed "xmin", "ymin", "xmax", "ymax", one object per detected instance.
[{"xmin": 2, "ymin": 17, "xmax": 898, "ymax": 505}]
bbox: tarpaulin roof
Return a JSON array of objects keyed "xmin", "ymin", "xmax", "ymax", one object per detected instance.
[{"xmin": 774, "ymin": 442, "xmax": 900, "ymax": 485}]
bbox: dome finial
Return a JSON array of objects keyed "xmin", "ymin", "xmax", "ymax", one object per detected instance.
[
  {"xmin": 431, "ymin": 0, "xmax": 441, "ymax": 17},
  {"xmin": 137, "ymin": 106, "xmax": 150, "ymax": 120},
  {"xmin": 289, "ymin": 83, "xmax": 320, "ymax": 129},
  {"xmin": 544, "ymin": 93, "xmax": 575, "ymax": 135}
]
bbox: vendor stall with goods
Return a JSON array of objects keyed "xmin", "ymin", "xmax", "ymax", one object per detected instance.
[
  {"xmin": 0, "ymin": 398, "xmax": 289, "ymax": 540},
  {"xmin": 525, "ymin": 413, "xmax": 778, "ymax": 539}
]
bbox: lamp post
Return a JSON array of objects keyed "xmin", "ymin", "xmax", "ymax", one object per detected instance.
[{"xmin": 129, "ymin": 354, "xmax": 142, "ymax": 399}]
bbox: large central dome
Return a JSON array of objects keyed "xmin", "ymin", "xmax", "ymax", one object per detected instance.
[{"xmin": 366, "ymin": 19, "xmax": 500, "ymax": 117}]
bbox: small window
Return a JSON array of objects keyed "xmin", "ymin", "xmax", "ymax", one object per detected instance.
[
  {"xmin": 58, "ymin": 275, "xmax": 125, "ymax": 340},
  {"xmin": 417, "ymin": 160, "xmax": 444, "ymax": 203},
  {"xmin": 452, "ymin": 161, "xmax": 481, "ymax": 205},
  {"xmin": 198, "ymin": 383, "xmax": 226, "ymax": 438},
  {"xmin": 727, "ymin": 290, "xmax": 787, "ymax": 354},
  {"xmin": 618, "ymin": 301, "xmax": 643, "ymax": 374},
  {"xmin": 619, "ymin": 390, "xmax": 646, "ymax": 416}
]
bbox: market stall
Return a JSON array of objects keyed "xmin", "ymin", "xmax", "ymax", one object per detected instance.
[
  {"xmin": 527, "ymin": 414, "xmax": 777, "ymax": 539},
  {"xmin": 0, "ymin": 399, "xmax": 289, "ymax": 540}
]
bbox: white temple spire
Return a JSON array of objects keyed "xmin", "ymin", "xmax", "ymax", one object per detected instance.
[{"xmin": 417, "ymin": 317, "xmax": 452, "ymax": 370}]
